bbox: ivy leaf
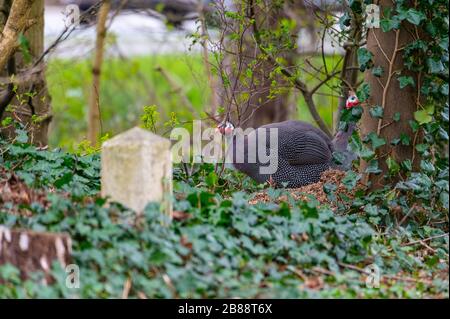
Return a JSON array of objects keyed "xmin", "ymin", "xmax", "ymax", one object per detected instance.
[
  {"xmin": 386, "ymin": 157, "xmax": 400, "ymax": 175},
  {"xmin": 365, "ymin": 132, "xmax": 386, "ymax": 149},
  {"xmin": 357, "ymin": 48, "xmax": 373, "ymax": 71},
  {"xmin": 420, "ymin": 160, "xmax": 435, "ymax": 174},
  {"xmin": 365, "ymin": 159, "xmax": 382, "ymax": 174},
  {"xmin": 15, "ymin": 129, "xmax": 28, "ymax": 144},
  {"xmin": 393, "ymin": 112, "xmax": 401, "ymax": 122},
  {"xmin": 206, "ymin": 172, "xmax": 218, "ymax": 188},
  {"xmin": 364, "ymin": 204, "xmax": 378, "ymax": 216},
  {"xmin": 401, "ymin": 159, "xmax": 412, "ymax": 171},
  {"xmin": 409, "ymin": 120, "xmax": 420, "ymax": 132},
  {"xmin": 438, "ymin": 127, "xmax": 449, "ymax": 140},
  {"xmin": 398, "ymin": 76, "xmax": 415, "ymax": 89},
  {"xmin": 400, "ymin": 133, "xmax": 411, "ymax": 146},
  {"xmin": 415, "ymin": 144, "xmax": 428, "ymax": 154},
  {"xmin": 349, "ymin": 134, "xmax": 375, "ymax": 160},
  {"xmin": 440, "ymin": 83, "xmax": 449, "ymax": 96},
  {"xmin": 339, "ymin": 12, "xmax": 351, "ymax": 29},
  {"xmin": 406, "ymin": 9, "xmax": 426, "ymax": 26},
  {"xmin": 440, "ymin": 192, "xmax": 449, "ymax": 210},
  {"xmin": 369, "ymin": 105, "xmax": 383, "ymax": 119},
  {"xmin": 390, "ymin": 137, "xmax": 401, "ymax": 146},
  {"xmin": 380, "ymin": 17, "xmax": 400, "ymax": 32},
  {"xmin": 332, "ymin": 152, "xmax": 346, "ymax": 165},
  {"xmin": 351, "ymin": 106, "xmax": 363, "ymax": 118},
  {"xmin": 356, "ymin": 83, "xmax": 371, "ymax": 102},
  {"xmin": 371, "ymin": 66, "xmax": 383, "ymax": 77},
  {"xmin": 342, "ymin": 171, "xmax": 361, "ymax": 190},
  {"xmin": 427, "ymin": 58, "xmax": 444, "ymax": 74},
  {"xmin": 349, "ymin": 0, "xmax": 363, "ymax": 14},
  {"xmin": 441, "ymin": 104, "xmax": 449, "ymax": 123},
  {"xmin": 414, "ymin": 105, "xmax": 434, "ymax": 124},
  {"xmin": 323, "ymin": 183, "xmax": 337, "ymax": 194}
]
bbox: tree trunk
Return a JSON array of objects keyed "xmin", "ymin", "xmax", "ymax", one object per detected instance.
[
  {"xmin": 360, "ymin": 0, "xmax": 422, "ymax": 189},
  {"xmin": 0, "ymin": 0, "xmax": 51, "ymax": 146},
  {"xmin": 88, "ymin": 0, "xmax": 110, "ymax": 145}
]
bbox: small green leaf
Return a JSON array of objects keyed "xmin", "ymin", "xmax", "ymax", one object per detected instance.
[
  {"xmin": 364, "ymin": 204, "xmax": 378, "ymax": 216},
  {"xmin": 332, "ymin": 152, "xmax": 346, "ymax": 165},
  {"xmin": 365, "ymin": 159, "xmax": 382, "ymax": 174},
  {"xmin": 401, "ymin": 159, "xmax": 412, "ymax": 171},
  {"xmin": 206, "ymin": 172, "xmax": 218, "ymax": 188},
  {"xmin": 440, "ymin": 83, "xmax": 449, "ymax": 96},
  {"xmin": 414, "ymin": 105, "xmax": 434, "ymax": 124},
  {"xmin": 357, "ymin": 48, "xmax": 373, "ymax": 71},
  {"xmin": 420, "ymin": 160, "xmax": 435, "ymax": 173},
  {"xmin": 15, "ymin": 129, "xmax": 28, "ymax": 144},
  {"xmin": 351, "ymin": 106, "xmax": 363, "ymax": 118},
  {"xmin": 323, "ymin": 183, "xmax": 337, "ymax": 194},
  {"xmin": 398, "ymin": 76, "xmax": 415, "ymax": 89},
  {"xmin": 415, "ymin": 144, "xmax": 428, "ymax": 154},
  {"xmin": 386, "ymin": 157, "xmax": 400, "ymax": 175},
  {"xmin": 339, "ymin": 12, "xmax": 351, "ymax": 28},
  {"xmin": 369, "ymin": 105, "xmax": 383, "ymax": 119},
  {"xmin": 390, "ymin": 138, "xmax": 400, "ymax": 146},
  {"xmin": 380, "ymin": 17, "xmax": 400, "ymax": 32},
  {"xmin": 365, "ymin": 132, "xmax": 386, "ymax": 149},
  {"xmin": 409, "ymin": 120, "xmax": 420, "ymax": 132},
  {"xmin": 342, "ymin": 171, "xmax": 361, "ymax": 190},
  {"xmin": 393, "ymin": 112, "xmax": 401, "ymax": 122},
  {"xmin": 371, "ymin": 66, "xmax": 383, "ymax": 77},
  {"xmin": 356, "ymin": 83, "xmax": 371, "ymax": 102},
  {"xmin": 406, "ymin": 9, "xmax": 426, "ymax": 26},
  {"xmin": 427, "ymin": 58, "xmax": 444, "ymax": 74},
  {"xmin": 400, "ymin": 133, "xmax": 411, "ymax": 146}
]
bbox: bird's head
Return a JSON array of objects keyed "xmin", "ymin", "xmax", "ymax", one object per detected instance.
[
  {"xmin": 346, "ymin": 93, "xmax": 360, "ymax": 109},
  {"xmin": 216, "ymin": 121, "xmax": 235, "ymax": 136}
]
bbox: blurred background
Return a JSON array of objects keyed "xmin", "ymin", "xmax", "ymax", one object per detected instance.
[{"xmin": 43, "ymin": 0, "xmax": 344, "ymax": 150}]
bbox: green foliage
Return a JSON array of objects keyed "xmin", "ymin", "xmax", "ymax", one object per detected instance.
[
  {"xmin": 0, "ymin": 128, "xmax": 100, "ymax": 197},
  {"xmin": 0, "ymin": 131, "xmax": 448, "ymax": 298},
  {"xmin": 46, "ymin": 54, "xmax": 340, "ymax": 151},
  {"xmin": 0, "ymin": 0, "xmax": 447, "ymax": 300},
  {"xmin": 141, "ymin": 105, "xmax": 160, "ymax": 132},
  {"xmin": 357, "ymin": 48, "xmax": 373, "ymax": 72},
  {"xmin": 46, "ymin": 55, "xmax": 208, "ymax": 150}
]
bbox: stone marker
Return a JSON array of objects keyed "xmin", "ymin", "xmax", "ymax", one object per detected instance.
[
  {"xmin": 101, "ymin": 127, "xmax": 173, "ymax": 216},
  {"xmin": 0, "ymin": 226, "xmax": 72, "ymax": 283}
]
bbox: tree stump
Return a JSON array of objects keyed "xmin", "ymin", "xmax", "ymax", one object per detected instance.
[
  {"xmin": 101, "ymin": 127, "xmax": 173, "ymax": 216},
  {"xmin": 0, "ymin": 226, "xmax": 72, "ymax": 283}
]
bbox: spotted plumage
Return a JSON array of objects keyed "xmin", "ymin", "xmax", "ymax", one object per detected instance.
[
  {"xmin": 218, "ymin": 97, "xmax": 358, "ymax": 188},
  {"xmin": 230, "ymin": 120, "xmax": 335, "ymax": 188}
]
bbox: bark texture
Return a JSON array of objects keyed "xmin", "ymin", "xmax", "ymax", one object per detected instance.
[
  {"xmin": 88, "ymin": 0, "xmax": 110, "ymax": 145},
  {"xmin": 1, "ymin": 0, "xmax": 51, "ymax": 146},
  {"xmin": 360, "ymin": 0, "xmax": 423, "ymax": 188}
]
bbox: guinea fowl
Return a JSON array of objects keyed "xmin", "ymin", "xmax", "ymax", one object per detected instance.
[{"xmin": 217, "ymin": 95, "xmax": 359, "ymax": 188}]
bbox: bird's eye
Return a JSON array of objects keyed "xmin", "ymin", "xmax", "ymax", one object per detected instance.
[{"xmin": 349, "ymin": 96, "xmax": 356, "ymax": 101}]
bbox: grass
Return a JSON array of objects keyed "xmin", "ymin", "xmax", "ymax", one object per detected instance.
[{"xmin": 47, "ymin": 54, "xmax": 343, "ymax": 150}]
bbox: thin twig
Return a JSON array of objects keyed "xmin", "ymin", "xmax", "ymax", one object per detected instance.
[
  {"xmin": 401, "ymin": 233, "xmax": 449, "ymax": 247},
  {"xmin": 377, "ymin": 29, "xmax": 400, "ymax": 135}
]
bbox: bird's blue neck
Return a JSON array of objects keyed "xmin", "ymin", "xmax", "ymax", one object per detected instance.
[{"xmin": 332, "ymin": 122, "xmax": 356, "ymax": 152}]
